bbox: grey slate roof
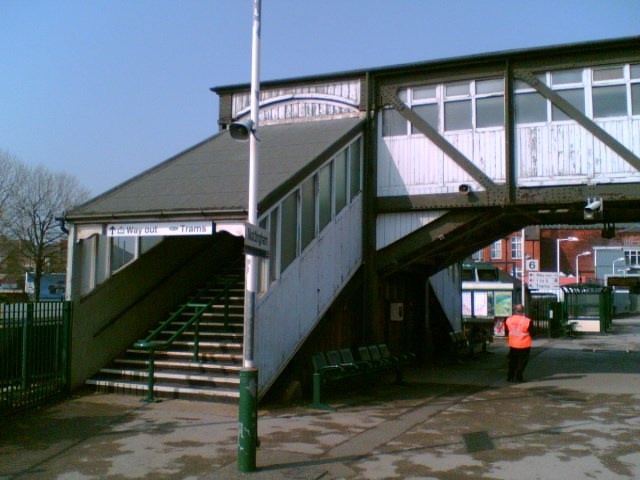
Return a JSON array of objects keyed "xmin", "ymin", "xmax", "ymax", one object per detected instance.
[{"xmin": 67, "ymin": 117, "xmax": 364, "ymax": 222}]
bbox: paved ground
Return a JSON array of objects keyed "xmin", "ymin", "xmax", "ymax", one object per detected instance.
[{"xmin": 2, "ymin": 316, "xmax": 640, "ymax": 480}]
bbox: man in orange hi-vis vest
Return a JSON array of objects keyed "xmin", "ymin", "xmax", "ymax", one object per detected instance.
[{"xmin": 505, "ymin": 304, "xmax": 532, "ymax": 382}]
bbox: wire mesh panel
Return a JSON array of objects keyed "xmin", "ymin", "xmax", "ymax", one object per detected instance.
[{"xmin": 0, "ymin": 301, "xmax": 71, "ymax": 415}]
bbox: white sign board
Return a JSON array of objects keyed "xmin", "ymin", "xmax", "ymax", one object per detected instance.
[
  {"xmin": 528, "ymin": 271, "xmax": 559, "ymax": 290},
  {"xmin": 526, "ymin": 259, "xmax": 539, "ymax": 271},
  {"xmin": 244, "ymin": 223, "xmax": 269, "ymax": 257},
  {"xmin": 107, "ymin": 221, "xmax": 213, "ymax": 237}
]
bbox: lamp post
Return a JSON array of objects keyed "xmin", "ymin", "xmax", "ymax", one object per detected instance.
[
  {"xmin": 556, "ymin": 236, "xmax": 579, "ymax": 276},
  {"xmin": 612, "ymin": 256, "xmax": 626, "ymax": 276},
  {"xmin": 575, "ymin": 251, "xmax": 591, "ymax": 284},
  {"xmin": 233, "ymin": 0, "xmax": 261, "ymax": 473}
]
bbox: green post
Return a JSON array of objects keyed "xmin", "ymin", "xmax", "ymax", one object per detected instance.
[{"xmin": 238, "ymin": 367, "xmax": 258, "ymax": 472}]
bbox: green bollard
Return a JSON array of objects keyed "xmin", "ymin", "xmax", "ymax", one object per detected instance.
[{"xmin": 238, "ymin": 367, "xmax": 258, "ymax": 472}]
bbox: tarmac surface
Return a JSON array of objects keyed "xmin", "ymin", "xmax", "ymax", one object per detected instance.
[{"xmin": 2, "ymin": 316, "xmax": 640, "ymax": 480}]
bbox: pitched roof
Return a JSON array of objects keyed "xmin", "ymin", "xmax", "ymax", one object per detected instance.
[{"xmin": 67, "ymin": 117, "xmax": 364, "ymax": 222}]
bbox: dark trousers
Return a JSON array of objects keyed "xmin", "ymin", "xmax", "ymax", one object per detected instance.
[{"xmin": 507, "ymin": 347, "xmax": 530, "ymax": 382}]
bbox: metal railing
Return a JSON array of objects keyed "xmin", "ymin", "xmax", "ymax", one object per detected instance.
[
  {"xmin": 134, "ymin": 262, "xmax": 243, "ymax": 402},
  {"xmin": 1, "ymin": 301, "xmax": 71, "ymax": 415}
]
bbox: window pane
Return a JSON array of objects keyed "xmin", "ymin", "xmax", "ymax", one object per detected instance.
[
  {"xmin": 269, "ymin": 209, "xmax": 278, "ymax": 283},
  {"xmin": 445, "ymin": 100, "xmax": 471, "ymax": 131},
  {"xmin": 515, "ymin": 73, "xmax": 546, "ymax": 90},
  {"xmin": 280, "ymin": 191, "xmax": 298, "ymax": 273},
  {"xmin": 445, "ymin": 82, "xmax": 469, "ymax": 97},
  {"xmin": 140, "ymin": 236, "xmax": 162, "ymax": 254},
  {"xmin": 300, "ymin": 176, "xmax": 316, "ymax": 250},
  {"xmin": 632, "ymin": 84, "xmax": 640, "ymax": 115},
  {"xmin": 593, "ymin": 85, "xmax": 627, "ymax": 118},
  {"xmin": 318, "ymin": 163, "xmax": 332, "ymax": 230},
  {"xmin": 382, "ymin": 108, "xmax": 406, "ymax": 136},
  {"xmin": 476, "ymin": 96, "xmax": 504, "ymax": 127},
  {"xmin": 411, "ymin": 104, "xmax": 438, "ymax": 133},
  {"xmin": 413, "ymin": 85, "xmax": 436, "ymax": 100},
  {"xmin": 477, "ymin": 78, "xmax": 504, "ymax": 94},
  {"xmin": 551, "ymin": 69, "xmax": 582, "ymax": 85},
  {"xmin": 511, "ymin": 236, "xmax": 522, "ymax": 259},
  {"xmin": 632, "ymin": 64, "xmax": 640, "ymax": 79},
  {"xmin": 552, "ymin": 89, "xmax": 585, "ymax": 121},
  {"xmin": 515, "ymin": 92, "xmax": 547, "ymax": 123},
  {"xmin": 258, "ymin": 217, "xmax": 268, "ymax": 294},
  {"xmin": 593, "ymin": 66, "xmax": 624, "ymax": 82},
  {"xmin": 110, "ymin": 237, "xmax": 136, "ymax": 274},
  {"xmin": 349, "ymin": 138, "xmax": 361, "ymax": 201},
  {"xmin": 335, "ymin": 150, "xmax": 348, "ymax": 214}
]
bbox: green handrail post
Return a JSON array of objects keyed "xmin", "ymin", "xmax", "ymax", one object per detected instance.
[
  {"xmin": 143, "ymin": 348, "xmax": 158, "ymax": 403},
  {"xmin": 193, "ymin": 318, "xmax": 200, "ymax": 361},
  {"xmin": 224, "ymin": 278, "xmax": 230, "ymax": 331}
]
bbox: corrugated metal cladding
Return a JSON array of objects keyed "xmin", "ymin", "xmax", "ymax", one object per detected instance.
[{"xmin": 67, "ymin": 117, "xmax": 364, "ymax": 220}]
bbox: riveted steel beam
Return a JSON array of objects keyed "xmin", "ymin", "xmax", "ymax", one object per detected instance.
[{"xmin": 515, "ymin": 69, "xmax": 640, "ymax": 173}]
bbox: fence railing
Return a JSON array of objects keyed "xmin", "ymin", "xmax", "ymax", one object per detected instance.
[{"xmin": 1, "ymin": 301, "xmax": 71, "ymax": 416}]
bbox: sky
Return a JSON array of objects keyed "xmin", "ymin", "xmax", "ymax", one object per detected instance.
[{"xmin": 1, "ymin": 0, "xmax": 639, "ymax": 197}]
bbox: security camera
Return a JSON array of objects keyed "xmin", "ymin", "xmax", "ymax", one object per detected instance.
[
  {"xmin": 229, "ymin": 119, "xmax": 255, "ymax": 142},
  {"xmin": 584, "ymin": 198, "xmax": 603, "ymax": 220}
]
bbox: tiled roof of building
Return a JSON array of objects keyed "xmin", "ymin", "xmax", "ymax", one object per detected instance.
[{"xmin": 67, "ymin": 117, "xmax": 363, "ymax": 222}]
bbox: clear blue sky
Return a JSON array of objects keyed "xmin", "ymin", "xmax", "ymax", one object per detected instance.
[{"xmin": 1, "ymin": 0, "xmax": 639, "ymax": 196}]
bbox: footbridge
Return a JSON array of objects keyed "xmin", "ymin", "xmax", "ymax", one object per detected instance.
[
  {"xmin": 372, "ymin": 37, "xmax": 640, "ymax": 277},
  {"xmin": 64, "ymin": 37, "xmax": 640, "ymax": 399}
]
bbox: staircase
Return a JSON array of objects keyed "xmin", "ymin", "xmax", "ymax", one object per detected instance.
[{"xmin": 86, "ymin": 264, "xmax": 245, "ymax": 402}]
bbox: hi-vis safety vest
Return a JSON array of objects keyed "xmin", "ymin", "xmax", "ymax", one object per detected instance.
[{"xmin": 506, "ymin": 314, "xmax": 532, "ymax": 349}]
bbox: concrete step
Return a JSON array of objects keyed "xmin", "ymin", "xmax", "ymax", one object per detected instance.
[
  {"xmin": 85, "ymin": 378, "xmax": 240, "ymax": 402},
  {"xmin": 113, "ymin": 358, "xmax": 242, "ymax": 374},
  {"xmin": 95, "ymin": 368, "xmax": 240, "ymax": 387}
]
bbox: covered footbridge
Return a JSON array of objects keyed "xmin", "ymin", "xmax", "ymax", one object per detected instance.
[{"xmin": 64, "ymin": 36, "xmax": 640, "ymax": 401}]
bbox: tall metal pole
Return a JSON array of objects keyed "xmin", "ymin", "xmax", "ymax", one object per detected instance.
[{"xmin": 238, "ymin": 0, "xmax": 261, "ymax": 472}]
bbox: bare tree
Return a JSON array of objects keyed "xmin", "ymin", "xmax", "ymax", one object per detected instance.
[
  {"xmin": 3, "ymin": 163, "xmax": 90, "ymax": 301},
  {"xmin": 0, "ymin": 150, "xmax": 21, "ymax": 229}
]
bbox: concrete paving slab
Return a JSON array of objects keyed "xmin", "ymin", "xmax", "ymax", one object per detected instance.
[{"xmin": 2, "ymin": 316, "xmax": 640, "ymax": 479}]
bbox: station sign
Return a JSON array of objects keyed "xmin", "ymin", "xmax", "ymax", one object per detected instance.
[
  {"xmin": 107, "ymin": 221, "xmax": 213, "ymax": 237},
  {"xmin": 244, "ymin": 223, "xmax": 269, "ymax": 258},
  {"xmin": 528, "ymin": 271, "xmax": 559, "ymax": 290}
]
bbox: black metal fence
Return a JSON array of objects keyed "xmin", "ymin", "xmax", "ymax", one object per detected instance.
[{"xmin": 1, "ymin": 301, "xmax": 71, "ymax": 416}]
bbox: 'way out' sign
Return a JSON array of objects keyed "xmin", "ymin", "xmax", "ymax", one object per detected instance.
[{"xmin": 107, "ymin": 221, "xmax": 214, "ymax": 237}]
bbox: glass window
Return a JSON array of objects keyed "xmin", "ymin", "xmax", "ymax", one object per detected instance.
[
  {"xmin": 552, "ymin": 89, "xmax": 585, "ymax": 121},
  {"xmin": 490, "ymin": 240, "xmax": 502, "ymax": 259},
  {"xmin": 551, "ymin": 69, "xmax": 582, "ymax": 85},
  {"xmin": 318, "ymin": 162, "xmax": 332, "ymax": 230},
  {"xmin": 515, "ymin": 92, "xmax": 547, "ymax": 123},
  {"xmin": 476, "ymin": 96, "xmax": 504, "ymax": 128},
  {"xmin": 413, "ymin": 85, "xmax": 436, "ymax": 100},
  {"xmin": 511, "ymin": 236, "xmax": 522, "ymax": 259},
  {"xmin": 382, "ymin": 108, "xmax": 406, "ymax": 136},
  {"xmin": 444, "ymin": 100, "xmax": 472, "ymax": 131},
  {"xmin": 446, "ymin": 82, "xmax": 469, "ymax": 96},
  {"xmin": 476, "ymin": 78, "xmax": 504, "ymax": 94},
  {"xmin": 411, "ymin": 104, "xmax": 438, "ymax": 132},
  {"xmin": 258, "ymin": 217, "xmax": 269, "ymax": 294},
  {"xmin": 349, "ymin": 138, "xmax": 361, "ymax": 201},
  {"xmin": 632, "ymin": 64, "xmax": 640, "ymax": 79},
  {"xmin": 110, "ymin": 237, "xmax": 136, "ymax": 274},
  {"xmin": 593, "ymin": 85, "xmax": 628, "ymax": 118},
  {"xmin": 593, "ymin": 66, "xmax": 624, "ymax": 82},
  {"xmin": 632, "ymin": 84, "xmax": 640, "ymax": 115},
  {"xmin": 334, "ymin": 150, "xmax": 348, "ymax": 214},
  {"xmin": 280, "ymin": 191, "xmax": 298, "ymax": 273},
  {"xmin": 461, "ymin": 268, "xmax": 475, "ymax": 281},
  {"xmin": 515, "ymin": 73, "xmax": 546, "ymax": 90},
  {"xmin": 471, "ymin": 250, "xmax": 483, "ymax": 261},
  {"xmin": 300, "ymin": 176, "xmax": 316, "ymax": 251},
  {"xmin": 269, "ymin": 209, "xmax": 278, "ymax": 283},
  {"xmin": 140, "ymin": 236, "xmax": 162, "ymax": 254}
]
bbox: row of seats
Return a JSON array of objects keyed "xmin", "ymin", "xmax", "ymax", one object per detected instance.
[{"xmin": 310, "ymin": 344, "xmax": 414, "ymax": 409}]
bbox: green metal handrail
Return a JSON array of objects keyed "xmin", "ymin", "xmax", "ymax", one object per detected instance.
[{"xmin": 134, "ymin": 261, "xmax": 243, "ymax": 402}]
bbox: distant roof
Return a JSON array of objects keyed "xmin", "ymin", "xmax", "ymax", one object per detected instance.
[{"xmin": 67, "ymin": 117, "xmax": 364, "ymax": 222}]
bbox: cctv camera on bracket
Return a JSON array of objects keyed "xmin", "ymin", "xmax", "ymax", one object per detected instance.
[{"xmin": 584, "ymin": 197, "xmax": 603, "ymax": 220}]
